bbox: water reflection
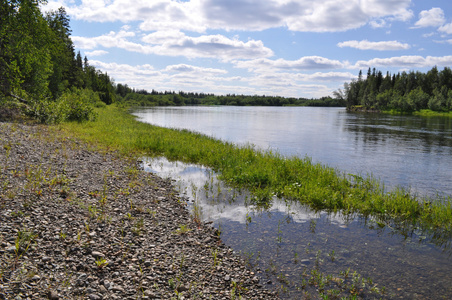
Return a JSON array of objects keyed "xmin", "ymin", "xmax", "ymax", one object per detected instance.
[
  {"xmin": 133, "ymin": 107, "xmax": 452, "ymax": 198},
  {"xmin": 142, "ymin": 157, "xmax": 452, "ymax": 299}
]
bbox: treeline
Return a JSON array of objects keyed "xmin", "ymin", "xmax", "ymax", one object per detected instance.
[
  {"xmin": 0, "ymin": 0, "xmax": 344, "ymax": 124},
  {"xmin": 115, "ymin": 84, "xmax": 345, "ymax": 107},
  {"xmin": 0, "ymin": 1, "xmax": 115, "ymax": 123},
  {"xmin": 339, "ymin": 67, "xmax": 452, "ymax": 112}
]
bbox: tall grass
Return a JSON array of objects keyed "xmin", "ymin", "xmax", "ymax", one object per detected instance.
[{"xmin": 58, "ymin": 105, "xmax": 452, "ymax": 245}]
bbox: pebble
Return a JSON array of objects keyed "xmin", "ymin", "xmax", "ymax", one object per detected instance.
[
  {"xmin": 0, "ymin": 123, "xmax": 278, "ymax": 300},
  {"xmin": 48, "ymin": 291, "xmax": 59, "ymax": 300}
]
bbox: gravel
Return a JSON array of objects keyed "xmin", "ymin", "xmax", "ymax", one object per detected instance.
[{"xmin": 0, "ymin": 122, "xmax": 277, "ymax": 299}]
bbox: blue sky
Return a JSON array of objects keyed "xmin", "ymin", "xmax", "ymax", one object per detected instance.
[{"xmin": 41, "ymin": 0, "xmax": 452, "ymax": 98}]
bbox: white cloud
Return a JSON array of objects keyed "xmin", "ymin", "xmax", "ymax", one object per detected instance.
[
  {"xmin": 87, "ymin": 59, "xmax": 344, "ymax": 98},
  {"xmin": 433, "ymin": 39, "xmax": 452, "ymax": 45},
  {"xmin": 141, "ymin": 30, "xmax": 186, "ymax": 44},
  {"xmin": 163, "ymin": 64, "xmax": 228, "ymax": 75},
  {"xmin": 72, "ymin": 30, "xmax": 136, "ymax": 50},
  {"xmin": 369, "ymin": 19, "xmax": 388, "ymax": 28},
  {"xmin": 85, "ymin": 50, "xmax": 108, "ymax": 56},
  {"xmin": 88, "ymin": 60, "xmax": 160, "ymax": 86},
  {"xmin": 297, "ymin": 72, "xmax": 356, "ymax": 82},
  {"xmin": 337, "ymin": 40, "xmax": 410, "ymax": 51},
  {"xmin": 284, "ymin": 0, "xmax": 412, "ymax": 32},
  {"xmin": 150, "ymin": 33, "xmax": 274, "ymax": 61},
  {"xmin": 439, "ymin": 23, "xmax": 452, "ymax": 35},
  {"xmin": 353, "ymin": 55, "xmax": 452, "ymax": 69},
  {"xmin": 414, "ymin": 7, "xmax": 445, "ymax": 28},
  {"xmin": 39, "ymin": 0, "xmax": 71, "ymax": 13},
  {"xmin": 73, "ymin": 30, "xmax": 273, "ymax": 61},
  {"xmin": 247, "ymin": 73, "xmax": 333, "ymax": 98},
  {"xmin": 234, "ymin": 56, "xmax": 347, "ymax": 72},
  {"xmin": 45, "ymin": 0, "xmax": 413, "ymax": 33},
  {"xmin": 423, "ymin": 32, "xmax": 436, "ymax": 38}
]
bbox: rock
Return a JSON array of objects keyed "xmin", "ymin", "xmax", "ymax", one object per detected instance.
[
  {"xmin": 177, "ymin": 285, "xmax": 188, "ymax": 293},
  {"xmin": 0, "ymin": 123, "xmax": 277, "ymax": 300},
  {"xmin": 6, "ymin": 246, "xmax": 16, "ymax": 253},
  {"xmin": 103, "ymin": 280, "xmax": 111, "ymax": 289},
  {"xmin": 112, "ymin": 285, "xmax": 125, "ymax": 293},
  {"xmin": 91, "ymin": 251, "xmax": 104, "ymax": 258},
  {"xmin": 47, "ymin": 290, "xmax": 59, "ymax": 300},
  {"xmin": 99, "ymin": 285, "xmax": 108, "ymax": 294},
  {"xmin": 88, "ymin": 294, "xmax": 102, "ymax": 300}
]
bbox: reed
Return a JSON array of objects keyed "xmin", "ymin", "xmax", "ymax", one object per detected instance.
[{"xmin": 58, "ymin": 105, "xmax": 452, "ymax": 243}]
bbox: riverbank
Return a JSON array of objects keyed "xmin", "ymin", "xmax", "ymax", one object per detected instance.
[
  {"xmin": 58, "ymin": 105, "xmax": 452, "ymax": 248},
  {"xmin": 0, "ymin": 122, "xmax": 277, "ymax": 299}
]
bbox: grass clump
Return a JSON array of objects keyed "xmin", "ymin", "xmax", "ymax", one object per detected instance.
[{"xmin": 57, "ymin": 105, "xmax": 452, "ymax": 245}]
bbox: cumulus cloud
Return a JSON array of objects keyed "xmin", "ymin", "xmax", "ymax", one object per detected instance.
[
  {"xmin": 141, "ymin": 30, "xmax": 186, "ymax": 44},
  {"xmin": 87, "ymin": 59, "xmax": 343, "ymax": 98},
  {"xmin": 337, "ymin": 40, "xmax": 410, "ymax": 51},
  {"xmin": 247, "ymin": 73, "xmax": 333, "ymax": 98},
  {"xmin": 84, "ymin": 50, "xmax": 108, "ymax": 57},
  {"xmin": 202, "ymin": 0, "xmax": 413, "ymax": 32},
  {"xmin": 369, "ymin": 19, "xmax": 388, "ymax": 29},
  {"xmin": 413, "ymin": 7, "xmax": 445, "ymax": 28},
  {"xmin": 353, "ymin": 55, "xmax": 452, "ymax": 69},
  {"xmin": 285, "ymin": 0, "xmax": 412, "ymax": 32},
  {"xmin": 44, "ymin": 0, "xmax": 413, "ymax": 33},
  {"xmin": 88, "ymin": 60, "xmax": 160, "ymax": 86},
  {"xmin": 152, "ymin": 34, "xmax": 274, "ymax": 61},
  {"xmin": 163, "ymin": 64, "xmax": 228, "ymax": 75},
  {"xmin": 72, "ymin": 30, "xmax": 136, "ymax": 50},
  {"xmin": 234, "ymin": 56, "xmax": 347, "ymax": 72},
  {"xmin": 73, "ymin": 30, "xmax": 273, "ymax": 61},
  {"xmin": 439, "ymin": 23, "xmax": 452, "ymax": 35},
  {"xmin": 297, "ymin": 72, "xmax": 356, "ymax": 82}
]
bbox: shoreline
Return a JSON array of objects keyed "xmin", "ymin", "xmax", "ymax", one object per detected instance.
[{"xmin": 0, "ymin": 122, "xmax": 277, "ymax": 299}]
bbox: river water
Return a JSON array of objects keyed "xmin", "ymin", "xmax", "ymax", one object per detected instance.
[
  {"xmin": 133, "ymin": 106, "xmax": 452, "ymax": 198},
  {"xmin": 132, "ymin": 106, "xmax": 452, "ymax": 299}
]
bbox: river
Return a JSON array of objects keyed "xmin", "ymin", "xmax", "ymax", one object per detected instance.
[
  {"xmin": 133, "ymin": 106, "xmax": 452, "ymax": 198},
  {"xmin": 132, "ymin": 106, "xmax": 452, "ymax": 299}
]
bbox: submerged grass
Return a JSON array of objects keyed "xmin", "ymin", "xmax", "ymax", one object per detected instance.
[{"xmin": 58, "ymin": 105, "xmax": 452, "ymax": 244}]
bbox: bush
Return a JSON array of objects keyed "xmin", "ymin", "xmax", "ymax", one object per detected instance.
[
  {"xmin": 27, "ymin": 88, "xmax": 98, "ymax": 124},
  {"xmin": 0, "ymin": 96, "xmax": 28, "ymax": 121}
]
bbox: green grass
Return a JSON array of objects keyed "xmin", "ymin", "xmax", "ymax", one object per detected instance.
[
  {"xmin": 382, "ymin": 108, "xmax": 452, "ymax": 117},
  {"xmin": 413, "ymin": 109, "xmax": 452, "ymax": 117},
  {"xmin": 57, "ymin": 105, "xmax": 452, "ymax": 246}
]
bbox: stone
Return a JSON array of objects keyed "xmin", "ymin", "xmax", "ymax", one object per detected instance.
[
  {"xmin": 88, "ymin": 294, "xmax": 101, "ymax": 300},
  {"xmin": 0, "ymin": 123, "xmax": 277, "ymax": 300},
  {"xmin": 91, "ymin": 251, "xmax": 104, "ymax": 258},
  {"xmin": 48, "ymin": 291, "xmax": 59, "ymax": 300}
]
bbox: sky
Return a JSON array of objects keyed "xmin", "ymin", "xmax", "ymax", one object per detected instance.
[{"xmin": 41, "ymin": 0, "xmax": 452, "ymax": 99}]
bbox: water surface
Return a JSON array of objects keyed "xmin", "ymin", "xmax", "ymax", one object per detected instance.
[
  {"xmin": 143, "ymin": 157, "xmax": 452, "ymax": 299},
  {"xmin": 133, "ymin": 106, "xmax": 452, "ymax": 197},
  {"xmin": 133, "ymin": 106, "xmax": 452, "ymax": 298}
]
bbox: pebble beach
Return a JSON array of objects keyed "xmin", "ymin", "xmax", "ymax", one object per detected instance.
[{"xmin": 0, "ymin": 122, "xmax": 277, "ymax": 300}]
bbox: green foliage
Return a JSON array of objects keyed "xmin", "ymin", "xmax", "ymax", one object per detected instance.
[
  {"xmin": 0, "ymin": 1, "xmax": 115, "ymax": 123},
  {"xmin": 27, "ymin": 88, "xmax": 98, "ymax": 124},
  {"xmin": 342, "ymin": 67, "xmax": 452, "ymax": 113},
  {"xmin": 0, "ymin": 0, "xmax": 52, "ymax": 99},
  {"xmin": 114, "ymin": 87, "xmax": 345, "ymax": 107}
]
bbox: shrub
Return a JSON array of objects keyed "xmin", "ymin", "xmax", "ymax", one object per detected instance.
[{"xmin": 27, "ymin": 88, "xmax": 98, "ymax": 124}]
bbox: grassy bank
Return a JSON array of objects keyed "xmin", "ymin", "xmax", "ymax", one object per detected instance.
[
  {"xmin": 381, "ymin": 108, "xmax": 452, "ymax": 117},
  {"xmin": 58, "ymin": 105, "xmax": 452, "ymax": 244},
  {"xmin": 413, "ymin": 109, "xmax": 452, "ymax": 117}
]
